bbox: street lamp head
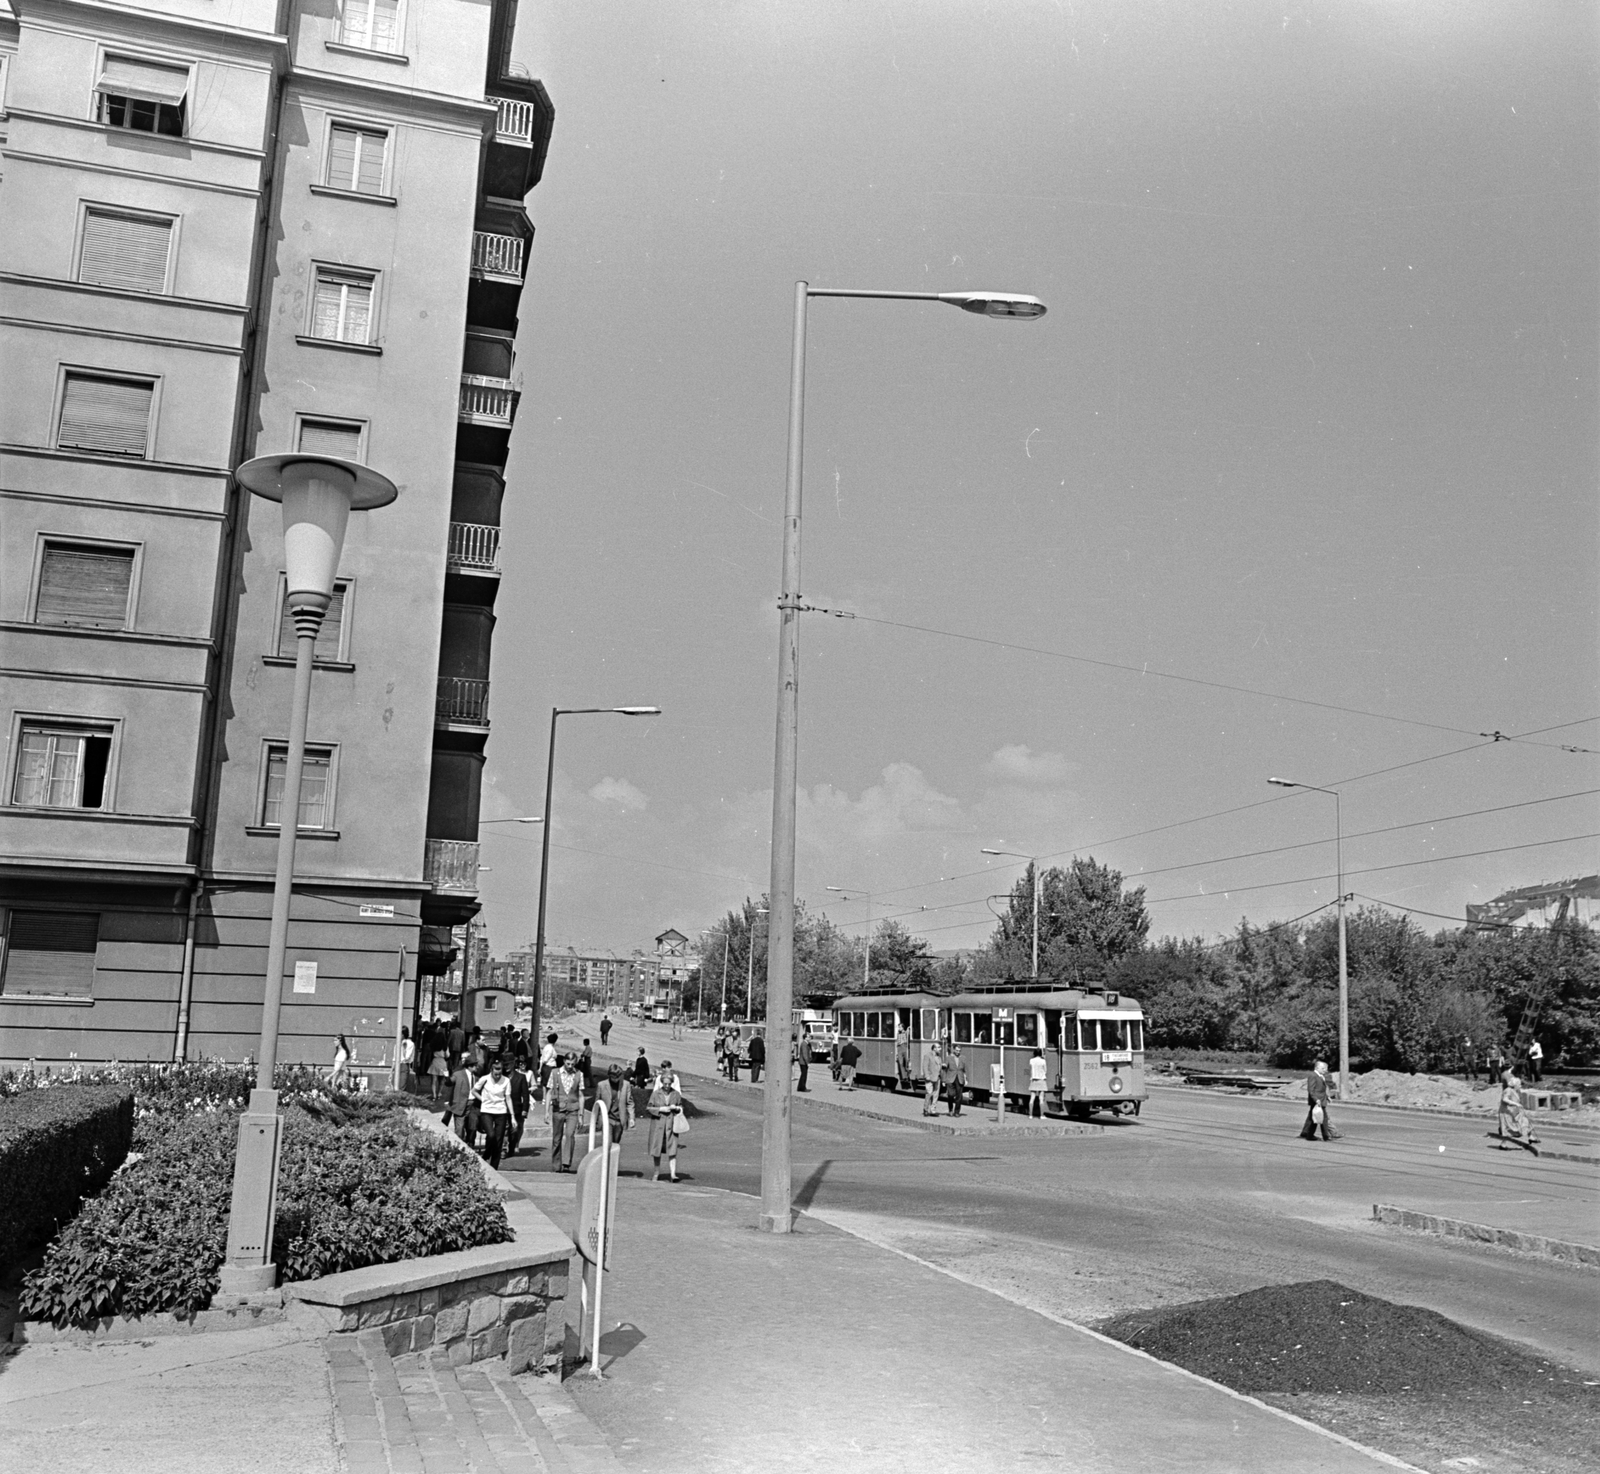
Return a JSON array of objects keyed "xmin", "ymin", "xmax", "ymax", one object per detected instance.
[
  {"xmin": 1267, "ymin": 778, "xmax": 1297, "ymax": 789},
  {"xmin": 237, "ymin": 454, "xmax": 398, "ymax": 615},
  {"xmin": 614, "ymin": 706, "xmax": 662, "ymax": 716},
  {"xmin": 939, "ymin": 292, "xmax": 1047, "ymax": 321}
]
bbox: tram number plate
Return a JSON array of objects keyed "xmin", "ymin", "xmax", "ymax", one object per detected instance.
[{"xmin": 1101, "ymin": 1051, "xmax": 1133, "ymax": 1064}]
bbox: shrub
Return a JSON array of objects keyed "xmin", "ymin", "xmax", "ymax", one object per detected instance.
[
  {"xmin": 19, "ymin": 1108, "xmax": 510, "ymax": 1327},
  {"xmin": 0, "ymin": 1085, "xmax": 133, "ymax": 1278}
]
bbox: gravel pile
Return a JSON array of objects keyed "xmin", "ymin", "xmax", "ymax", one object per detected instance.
[{"xmin": 1097, "ymin": 1280, "xmax": 1592, "ymax": 1396}]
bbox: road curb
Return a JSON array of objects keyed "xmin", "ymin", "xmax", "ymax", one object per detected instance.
[{"xmin": 1372, "ymin": 1204, "xmax": 1600, "ymax": 1267}]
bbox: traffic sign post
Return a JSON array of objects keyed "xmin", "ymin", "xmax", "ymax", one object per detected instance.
[
  {"xmin": 575, "ymin": 1104, "xmax": 620, "ymax": 1377},
  {"xmin": 994, "ymin": 1008, "xmax": 1010, "ymax": 1121}
]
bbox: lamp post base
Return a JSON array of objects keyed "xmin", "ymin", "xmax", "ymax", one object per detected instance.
[
  {"xmin": 757, "ymin": 1211, "xmax": 795, "ymax": 1235},
  {"xmin": 221, "ymin": 1088, "xmax": 283, "ymax": 1292},
  {"xmin": 217, "ymin": 1263, "xmax": 279, "ymax": 1295}
]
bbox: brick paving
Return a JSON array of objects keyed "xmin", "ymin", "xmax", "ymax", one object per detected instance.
[{"xmin": 324, "ymin": 1328, "xmax": 620, "ymax": 1474}]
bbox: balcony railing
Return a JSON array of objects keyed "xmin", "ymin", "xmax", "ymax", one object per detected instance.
[
  {"xmin": 447, "ymin": 522, "xmax": 500, "ymax": 572},
  {"xmin": 493, "ymin": 97, "xmax": 535, "ymax": 144},
  {"xmin": 459, "ymin": 375, "xmax": 516, "ymax": 427},
  {"xmin": 436, "ymin": 677, "xmax": 490, "ymax": 727},
  {"xmin": 471, "ymin": 231, "xmax": 525, "ymax": 281},
  {"xmin": 424, "ymin": 838, "xmax": 480, "ymax": 893}
]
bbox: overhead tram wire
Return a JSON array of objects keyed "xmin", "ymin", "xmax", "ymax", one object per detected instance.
[{"xmin": 803, "ymin": 604, "xmax": 1598, "ymax": 753}]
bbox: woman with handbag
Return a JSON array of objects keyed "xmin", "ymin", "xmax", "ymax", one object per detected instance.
[{"xmin": 645, "ymin": 1062, "xmax": 685, "ymax": 1182}]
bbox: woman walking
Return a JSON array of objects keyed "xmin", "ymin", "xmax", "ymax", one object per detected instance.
[
  {"xmin": 426, "ymin": 1025, "xmax": 450, "ymax": 1101},
  {"xmin": 330, "ymin": 1034, "xmax": 352, "ymax": 1090},
  {"xmin": 473, "ymin": 1057, "xmax": 515, "ymax": 1169},
  {"xmin": 1495, "ymin": 1068, "xmax": 1539, "ymax": 1155},
  {"xmin": 645, "ymin": 1064, "xmax": 685, "ymax": 1182}
]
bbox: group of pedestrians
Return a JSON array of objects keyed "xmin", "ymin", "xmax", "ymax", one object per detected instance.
[{"xmin": 713, "ymin": 1025, "xmax": 765, "ymax": 1082}]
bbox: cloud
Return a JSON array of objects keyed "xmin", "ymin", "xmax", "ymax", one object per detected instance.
[
  {"xmin": 984, "ymin": 744, "xmax": 1076, "ymax": 786},
  {"xmin": 588, "ymin": 776, "xmax": 649, "ymax": 812}
]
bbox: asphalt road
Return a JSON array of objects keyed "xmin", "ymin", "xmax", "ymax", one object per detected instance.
[{"xmin": 566, "ymin": 1016, "xmax": 1600, "ymax": 1376}]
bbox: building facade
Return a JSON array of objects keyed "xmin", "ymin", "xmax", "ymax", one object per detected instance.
[{"xmin": 0, "ymin": 0, "xmax": 550, "ymax": 1068}]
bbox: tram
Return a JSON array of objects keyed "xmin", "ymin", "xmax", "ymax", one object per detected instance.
[{"xmin": 831, "ymin": 982, "xmax": 1147, "ymax": 1117}]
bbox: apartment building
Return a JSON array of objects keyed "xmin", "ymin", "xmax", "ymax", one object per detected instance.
[{"xmin": 0, "ymin": 0, "xmax": 550, "ymax": 1068}]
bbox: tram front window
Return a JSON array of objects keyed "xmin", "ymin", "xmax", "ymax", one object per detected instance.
[
  {"xmin": 1015, "ymin": 1014, "xmax": 1038, "ymax": 1048},
  {"xmin": 1102, "ymin": 1019, "xmax": 1128, "ymax": 1051},
  {"xmin": 1129, "ymin": 1020, "xmax": 1143, "ymax": 1051},
  {"xmin": 1077, "ymin": 1018, "xmax": 1099, "ymax": 1051}
]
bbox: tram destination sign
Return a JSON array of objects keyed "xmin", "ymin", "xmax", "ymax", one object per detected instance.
[{"xmin": 1101, "ymin": 1051, "xmax": 1133, "ymax": 1064}]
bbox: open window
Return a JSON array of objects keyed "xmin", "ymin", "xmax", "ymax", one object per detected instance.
[
  {"xmin": 11, "ymin": 722, "xmax": 114, "ymax": 810},
  {"xmin": 96, "ymin": 54, "xmax": 188, "ymax": 136}
]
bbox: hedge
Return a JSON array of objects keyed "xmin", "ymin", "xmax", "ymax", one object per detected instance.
[
  {"xmin": 0, "ymin": 1085, "xmax": 134, "ymax": 1278},
  {"xmin": 19, "ymin": 1107, "xmax": 511, "ymax": 1327}
]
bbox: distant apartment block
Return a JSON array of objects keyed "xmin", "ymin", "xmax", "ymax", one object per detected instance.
[{"xmin": 0, "ymin": 0, "xmax": 551, "ymax": 1066}]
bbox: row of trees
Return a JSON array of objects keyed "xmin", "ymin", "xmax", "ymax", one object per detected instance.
[{"xmin": 693, "ymin": 858, "xmax": 1599, "ymax": 1072}]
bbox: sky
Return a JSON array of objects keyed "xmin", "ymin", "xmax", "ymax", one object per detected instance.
[{"xmin": 479, "ymin": 1, "xmax": 1599, "ymax": 963}]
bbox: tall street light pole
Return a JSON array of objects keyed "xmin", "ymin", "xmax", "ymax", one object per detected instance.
[
  {"xmin": 530, "ymin": 707, "xmax": 660, "ymax": 1050},
  {"xmin": 981, "ymin": 849, "xmax": 1041, "ymax": 979},
  {"xmin": 762, "ymin": 282, "xmax": 1046, "ymax": 1234},
  {"xmin": 745, "ymin": 905, "xmax": 769, "ymax": 1023},
  {"xmin": 826, "ymin": 886, "xmax": 873, "ymax": 992},
  {"xmin": 220, "ymin": 453, "xmax": 397, "ymax": 1295},
  {"xmin": 1269, "ymin": 777, "xmax": 1349, "ymax": 1097}
]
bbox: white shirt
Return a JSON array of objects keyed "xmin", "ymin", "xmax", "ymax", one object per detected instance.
[
  {"xmin": 1030, "ymin": 1056, "xmax": 1047, "ymax": 1086},
  {"xmin": 540, "ymin": 1042, "xmax": 557, "ymax": 1067},
  {"xmin": 475, "ymin": 1074, "xmax": 513, "ymax": 1114},
  {"xmin": 401, "ymin": 1039, "xmax": 415, "ymax": 1064}
]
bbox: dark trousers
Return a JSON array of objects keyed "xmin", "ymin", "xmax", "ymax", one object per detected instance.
[
  {"xmin": 551, "ymin": 1109, "xmax": 578, "ymax": 1170},
  {"xmin": 749, "ymin": 1061, "xmax": 762, "ymax": 1083},
  {"xmin": 946, "ymin": 1081, "xmax": 962, "ymax": 1114},
  {"xmin": 796, "ymin": 1054, "xmax": 809, "ymax": 1091},
  {"xmin": 481, "ymin": 1111, "xmax": 509, "ymax": 1168},
  {"xmin": 1300, "ymin": 1104, "xmax": 1332, "ymax": 1140}
]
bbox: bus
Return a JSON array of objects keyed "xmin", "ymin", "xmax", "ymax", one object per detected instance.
[{"xmin": 792, "ymin": 1008, "xmax": 838, "ymax": 1062}]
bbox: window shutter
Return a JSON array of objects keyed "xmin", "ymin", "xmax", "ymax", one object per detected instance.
[
  {"xmin": 277, "ymin": 581, "xmax": 347, "ymax": 660},
  {"xmin": 2, "ymin": 911, "xmax": 99, "ymax": 998},
  {"xmin": 296, "ymin": 419, "xmax": 362, "ymax": 459},
  {"xmin": 80, "ymin": 211, "xmax": 172, "ymax": 292},
  {"xmin": 98, "ymin": 56, "xmax": 188, "ymax": 104},
  {"xmin": 355, "ymin": 130, "xmax": 386, "ymax": 194},
  {"xmin": 328, "ymin": 124, "xmax": 359, "ymax": 190},
  {"xmin": 36, "ymin": 545, "xmax": 135, "ymax": 628},
  {"xmin": 57, "ymin": 375, "xmax": 153, "ymax": 456},
  {"xmin": 327, "ymin": 124, "xmax": 386, "ymax": 194}
]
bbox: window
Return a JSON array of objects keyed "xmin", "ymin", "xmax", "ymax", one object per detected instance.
[
  {"xmin": 1015, "ymin": 1013, "xmax": 1039, "ymax": 1049},
  {"xmin": 35, "ymin": 542, "xmax": 135, "ymax": 629},
  {"xmin": 1, "ymin": 911, "xmax": 99, "ymax": 999},
  {"xmin": 296, "ymin": 417, "xmax": 363, "ymax": 460},
  {"xmin": 995, "ymin": 1016, "xmax": 1014, "ymax": 1047},
  {"xmin": 341, "ymin": 0, "xmax": 400, "ymax": 52},
  {"xmin": 96, "ymin": 54, "xmax": 188, "ymax": 137},
  {"xmin": 953, "ymin": 1012, "xmax": 972, "ymax": 1045},
  {"xmin": 850, "ymin": 1012, "xmax": 863, "ymax": 1038},
  {"xmin": 79, "ymin": 209, "xmax": 173, "ymax": 293},
  {"xmin": 972, "ymin": 1013, "xmax": 993, "ymax": 1045},
  {"xmin": 1129, "ymin": 1020, "xmax": 1143, "ymax": 1052},
  {"xmin": 276, "ymin": 578, "xmax": 349, "ymax": 661},
  {"xmin": 262, "ymin": 745, "xmax": 334, "ymax": 829},
  {"xmin": 12, "ymin": 724, "xmax": 113, "ymax": 809},
  {"xmin": 310, "ymin": 268, "xmax": 374, "ymax": 344},
  {"xmin": 1077, "ymin": 1017, "xmax": 1099, "ymax": 1051},
  {"xmin": 1102, "ymin": 1018, "xmax": 1128, "ymax": 1052},
  {"xmin": 326, "ymin": 123, "xmax": 388, "ymax": 194},
  {"xmin": 57, "ymin": 373, "xmax": 154, "ymax": 457}
]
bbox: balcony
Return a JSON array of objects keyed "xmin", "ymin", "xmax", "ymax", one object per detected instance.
[
  {"xmin": 424, "ymin": 838, "xmax": 480, "ymax": 894},
  {"xmin": 493, "ymin": 96, "xmax": 536, "ymax": 145},
  {"xmin": 471, "ymin": 231, "xmax": 525, "ymax": 282},
  {"xmin": 436, "ymin": 676, "xmax": 490, "ymax": 729},
  {"xmin": 447, "ymin": 521, "xmax": 500, "ymax": 572},
  {"xmin": 459, "ymin": 374, "xmax": 517, "ymax": 427}
]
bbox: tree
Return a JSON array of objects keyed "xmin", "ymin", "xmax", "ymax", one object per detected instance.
[
  {"xmin": 864, "ymin": 919, "xmax": 934, "ymax": 991},
  {"xmin": 698, "ymin": 896, "xmax": 859, "ymax": 1018},
  {"xmin": 989, "ymin": 857, "xmax": 1150, "ymax": 984}
]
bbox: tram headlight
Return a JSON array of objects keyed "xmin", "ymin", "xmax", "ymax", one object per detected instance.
[{"xmin": 1109, "ymin": 1075, "xmax": 1124, "ymax": 1094}]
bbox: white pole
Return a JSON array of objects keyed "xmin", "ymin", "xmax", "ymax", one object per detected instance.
[
  {"xmin": 586, "ymin": 1100, "xmax": 613, "ymax": 1378},
  {"xmin": 393, "ymin": 946, "xmax": 407, "ymax": 1092}
]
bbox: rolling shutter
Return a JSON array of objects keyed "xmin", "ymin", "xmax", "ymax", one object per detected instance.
[
  {"xmin": 57, "ymin": 374, "xmax": 153, "ymax": 456},
  {"xmin": 97, "ymin": 55, "xmax": 188, "ymax": 105},
  {"xmin": 327, "ymin": 124, "xmax": 387, "ymax": 194},
  {"xmin": 80, "ymin": 210, "xmax": 172, "ymax": 292},
  {"xmin": 277, "ymin": 580, "xmax": 348, "ymax": 660},
  {"xmin": 36, "ymin": 544, "xmax": 135, "ymax": 628},
  {"xmin": 296, "ymin": 419, "xmax": 362, "ymax": 459},
  {"xmin": 2, "ymin": 911, "xmax": 99, "ymax": 998}
]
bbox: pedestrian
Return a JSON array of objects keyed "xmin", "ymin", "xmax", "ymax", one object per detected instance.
[
  {"xmin": 645, "ymin": 1064, "xmax": 685, "ymax": 1182},
  {"xmin": 1299, "ymin": 1059, "xmax": 1337, "ymax": 1141},
  {"xmin": 839, "ymin": 1036, "xmax": 861, "ymax": 1091},
  {"xmin": 330, "ymin": 1034, "xmax": 352, "ymax": 1090},
  {"xmin": 549, "ymin": 1054, "xmax": 583, "ymax": 1172},
  {"xmin": 595, "ymin": 1062, "xmax": 635, "ymax": 1142},
  {"xmin": 427, "ymin": 1028, "xmax": 450, "ymax": 1101},
  {"xmin": 470, "ymin": 1027, "xmax": 488, "ymax": 1070},
  {"xmin": 726, "ymin": 1030, "xmax": 741, "ymax": 1082},
  {"xmin": 632, "ymin": 1046, "xmax": 651, "ymax": 1087},
  {"xmin": 1526, "ymin": 1038, "xmax": 1543, "ymax": 1084},
  {"xmin": 507, "ymin": 1055, "xmax": 532, "ymax": 1156},
  {"xmin": 792, "ymin": 1030, "xmax": 810, "ymax": 1092},
  {"xmin": 713, "ymin": 1027, "xmax": 727, "ymax": 1075},
  {"xmin": 473, "ymin": 1057, "xmax": 515, "ymax": 1169},
  {"xmin": 1462, "ymin": 1035, "xmax": 1475, "ymax": 1082},
  {"xmin": 830, "ymin": 1035, "xmax": 843, "ymax": 1083},
  {"xmin": 447, "ymin": 1017, "xmax": 466, "ymax": 1074},
  {"xmin": 399, "ymin": 1027, "xmax": 416, "ymax": 1092},
  {"xmin": 1496, "ymin": 1067, "xmax": 1539, "ymax": 1155},
  {"xmin": 446, "ymin": 1055, "xmax": 477, "ymax": 1143},
  {"xmin": 1028, "ymin": 1047, "xmax": 1047, "ymax": 1118},
  {"xmin": 578, "ymin": 1038, "xmax": 595, "ymax": 1106},
  {"xmin": 942, "ymin": 1046, "xmax": 967, "ymax": 1115},
  {"xmin": 895, "ymin": 1022, "xmax": 911, "ymax": 1090},
  {"xmin": 747, "ymin": 1029, "xmax": 765, "ymax": 1084},
  {"xmin": 599, "ymin": 1012, "xmax": 612, "ymax": 1047},
  {"xmin": 921, "ymin": 1039, "xmax": 942, "ymax": 1115}
]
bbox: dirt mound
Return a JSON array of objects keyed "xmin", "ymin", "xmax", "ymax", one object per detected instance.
[
  {"xmin": 1342, "ymin": 1068, "xmax": 1499, "ymax": 1112},
  {"xmin": 1096, "ymin": 1280, "xmax": 1590, "ymax": 1396}
]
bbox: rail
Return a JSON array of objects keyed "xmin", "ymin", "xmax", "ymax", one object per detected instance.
[
  {"xmin": 459, "ymin": 375, "xmax": 516, "ymax": 426},
  {"xmin": 436, "ymin": 676, "xmax": 490, "ymax": 727},
  {"xmin": 471, "ymin": 231, "xmax": 525, "ymax": 280},
  {"xmin": 447, "ymin": 522, "xmax": 500, "ymax": 571},
  {"xmin": 424, "ymin": 838, "xmax": 480, "ymax": 893}
]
